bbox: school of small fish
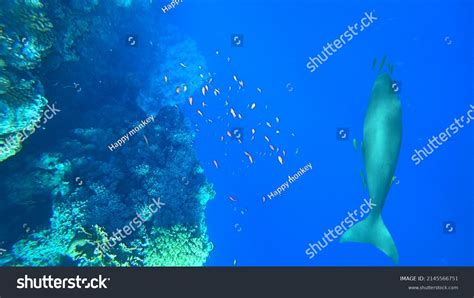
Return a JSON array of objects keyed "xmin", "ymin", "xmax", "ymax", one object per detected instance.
[{"xmin": 160, "ymin": 51, "xmax": 300, "ymax": 260}]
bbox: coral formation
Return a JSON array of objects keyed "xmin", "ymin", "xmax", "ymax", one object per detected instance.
[
  {"xmin": 142, "ymin": 225, "xmax": 213, "ymax": 266},
  {"xmin": 0, "ymin": 105, "xmax": 215, "ymax": 266},
  {"xmin": 0, "ymin": 1, "xmax": 53, "ymax": 162},
  {"xmin": 0, "ymin": 0, "xmax": 214, "ymax": 268},
  {"xmin": 137, "ymin": 38, "xmax": 209, "ymax": 114}
]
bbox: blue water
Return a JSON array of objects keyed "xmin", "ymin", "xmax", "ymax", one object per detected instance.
[
  {"xmin": 0, "ymin": 0, "xmax": 472, "ymax": 267},
  {"xmin": 166, "ymin": 0, "xmax": 474, "ymax": 265}
]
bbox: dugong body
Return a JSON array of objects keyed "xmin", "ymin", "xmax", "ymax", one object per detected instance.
[{"xmin": 340, "ymin": 73, "xmax": 402, "ymax": 263}]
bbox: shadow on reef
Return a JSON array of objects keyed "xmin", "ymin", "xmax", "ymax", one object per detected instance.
[{"xmin": 0, "ymin": 0, "xmax": 215, "ymax": 266}]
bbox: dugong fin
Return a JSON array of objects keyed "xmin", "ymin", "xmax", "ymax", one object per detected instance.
[{"xmin": 340, "ymin": 214, "xmax": 399, "ymax": 264}]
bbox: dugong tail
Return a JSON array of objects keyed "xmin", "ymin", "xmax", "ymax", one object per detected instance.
[{"xmin": 340, "ymin": 214, "xmax": 398, "ymax": 263}]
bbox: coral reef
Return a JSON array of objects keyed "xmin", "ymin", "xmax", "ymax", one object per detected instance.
[
  {"xmin": 142, "ymin": 225, "xmax": 213, "ymax": 266},
  {"xmin": 11, "ymin": 200, "xmax": 85, "ymax": 266},
  {"xmin": 0, "ymin": 105, "xmax": 215, "ymax": 266},
  {"xmin": 0, "ymin": 0, "xmax": 143, "ymax": 162},
  {"xmin": 137, "ymin": 38, "xmax": 209, "ymax": 114},
  {"xmin": 0, "ymin": 0, "xmax": 214, "ymax": 268},
  {"xmin": 0, "ymin": 1, "xmax": 53, "ymax": 162}
]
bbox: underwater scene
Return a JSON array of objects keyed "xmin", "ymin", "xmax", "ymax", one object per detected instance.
[{"xmin": 0, "ymin": 0, "xmax": 472, "ymax": 267}]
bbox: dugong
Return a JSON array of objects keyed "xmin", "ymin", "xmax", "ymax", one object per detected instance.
[{"xmin": 340, "ymin": 73, "xmax": 402, "ymax": 263}]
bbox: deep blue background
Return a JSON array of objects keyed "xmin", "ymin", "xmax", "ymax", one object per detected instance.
[{"xmin": 159, "ymin": 0, "xmax": 473, "ymax": 266}]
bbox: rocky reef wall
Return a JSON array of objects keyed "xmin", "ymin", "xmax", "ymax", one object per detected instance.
[{"xmin": 0, "ymin": 0, "xmax": 214, "ymax": 266}]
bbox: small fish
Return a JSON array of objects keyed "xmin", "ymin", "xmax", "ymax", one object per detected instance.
[
  {"xmin": 197, "ymin": 110, "xmax": 204, "ymax": 117},
  {"xmin": 244, "ymin": 151, "xmax": 254, "ymax": 164},
  {"xmin": 220, "ymin": 136, "xmax": 224, "ymax": 141},
  {"xmin": 229, "ymin": 196, "xmax": 237, "ymax": 202},
  {"xmin": 238, "ymin": 80, "xmax": 244, "ymax": 88},
  {"xmin": 164, "ymin": 75, "xmax": 168, "ymax": 83},
  {"xmin": 213, "ymin": 160, "xmax": 219, "ymax": 169},
  {"xmin": 250, "ymin": 103, "xmax": 256, "ymax": 110},
  {"xmin": 216, "ymin": 51, "xmax": 219, "ymax": 55},
  {"xmin": 282, "ymin": 150, "xmax": 286, "ymax": 156},
  {"xmin": 269, "ymin": 144, "xmax": 275, "ymax": 151},
  {"xmin": 262, "ymin": 196, "xmax": 266, "ymax": 203},
  {"xmin": 266, "ymin": 122, "xmax": 272, "ymax": 128},
  {"xmin": 257, "ymin": 88, "xmax": 262, "ymax": 93},
  {"xmin": 238, "ymin": 113, "xmax": 243, "ymax": 119},
  {"xmin": 201, "ymin": 87, "xmax": 206, "ymax": 96},
  {"xmin": 202, "ymin": 101, "xmax": 207, "ymax": 107},
  {"xmin": 275, "ymin": 130, "xmax": 280, "ymax": 134},
  {"xmin": 251, "ymin": 128, "xmax": 256, "ymax": 134},
  {"xmin": 278, "ymin": 156, "xmax": 284, "ymax": 165},
  {"xmin": 225, "ymin": 100, "xmax": 229, "ymax": 106},
  {"xmin": 353, "ymin": 138, "xmax": 357, "ymax": 150},
  {"xmin": 233, "ymin": 75, "xmax": 238, "ymax": 81},
  {"xmin": 275, "ymin": 117, "xmax": 280, "ymax": 123},
  {"xmin": 264, "ymin": 136, "xmax": 270, "ymax": 142},
  {"xmin": 205, "ymin": 85, "xmax": 209, "ymax": 91},
  {"xmin": 188, "ymin": 96, "xmax": 193, "ymax": 105},
  {"xmin": 175, "ymin": 87, "xmax": 181, "ymax": 94},
  {"xmin": 200, "ymin": 74, "xmax": 204, "ymax": 79},
  {"xmin": 179, "ymin": 62, "xmax": 187, "ymax": 68},
  {"xmin": 227, "ymin": 131, "xmax": 232, "ymax": 137},
  {"xmin": 214, "ymin": 89, "xmax": 220, "ymax": 96},
  {"xmin": 227, "ymin": 57, "xmax": 231, "ymax": 62},
  {"xmin": 233, "ymin": 259, "xmax": 237, "ymax": 265},
  {"xmin": 183, "ymin": 85, "xmax": 188, "ymax": 92},
  {"xmin": 230, "ymin": 108, "xmax": 237, "ymax": 118},
  {"xmin": 143, "ymin": 135, "xmax": 149, "ymax": 146}
]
